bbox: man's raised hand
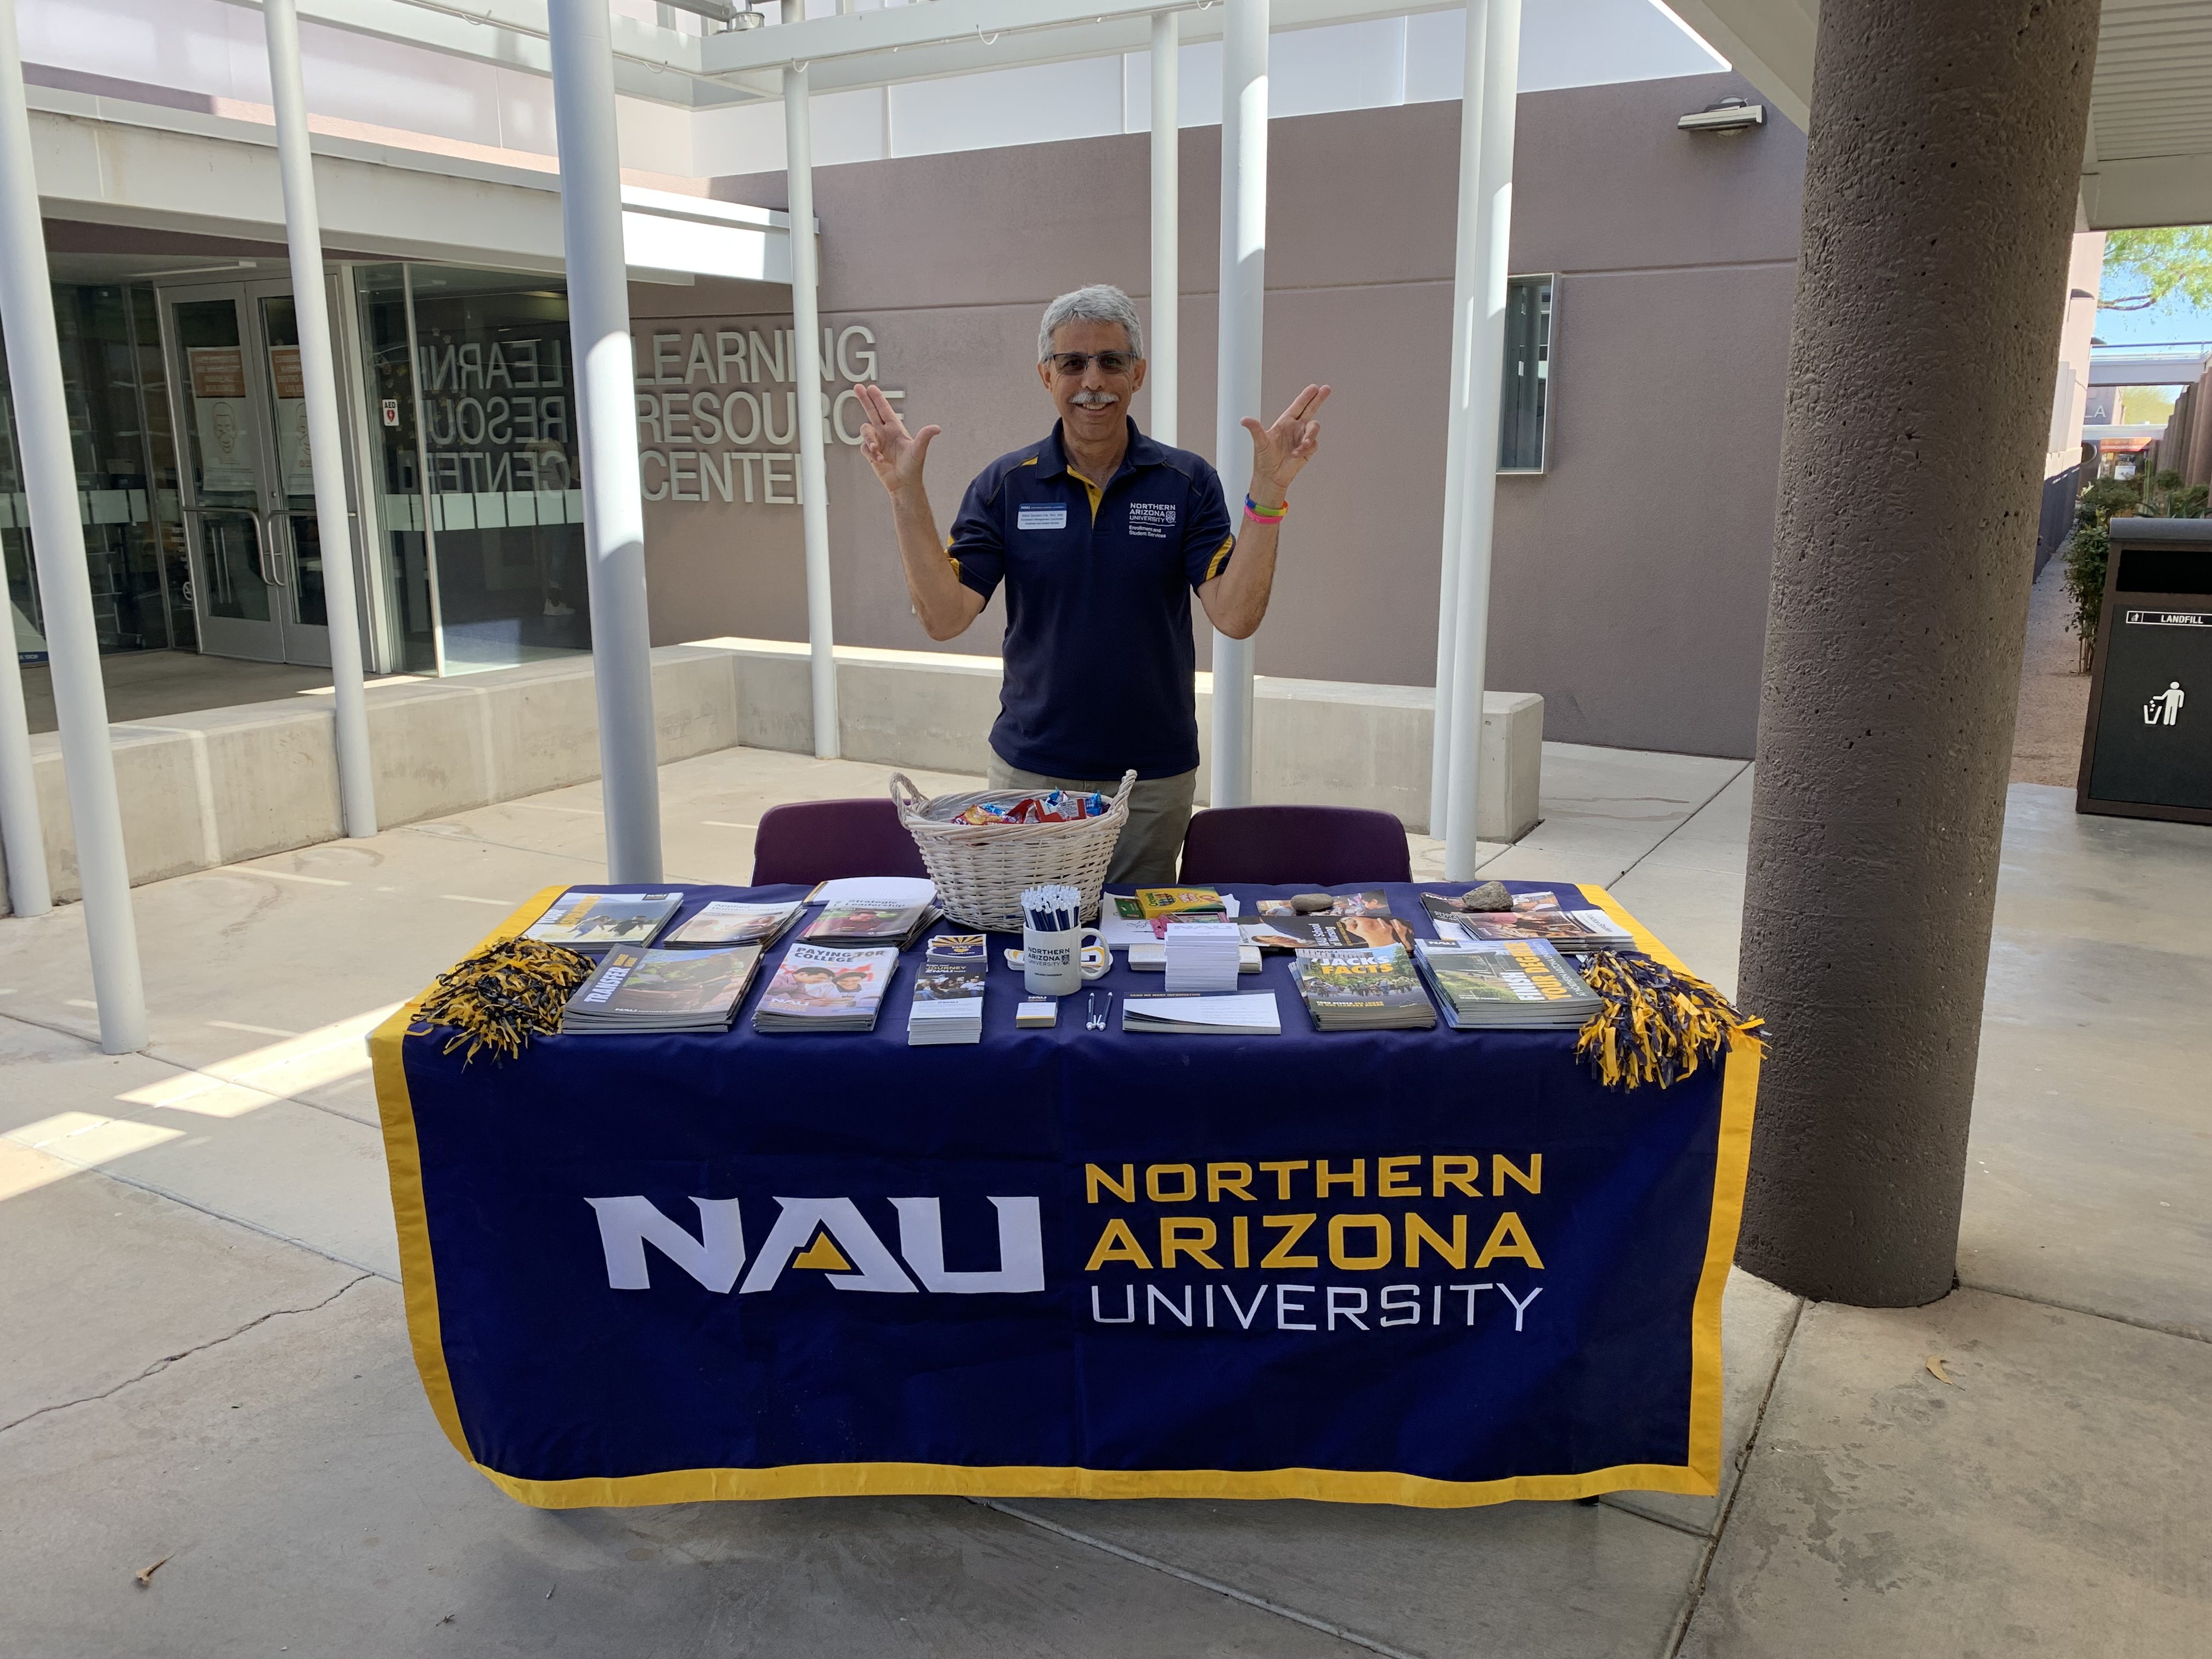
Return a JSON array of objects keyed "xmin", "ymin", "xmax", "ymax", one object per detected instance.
[
  {"xmin": 856, "ymin": 383, "xmax": 940, "ymax": 498},
  {"xmin": 1239, "ymin": 383, "xmax": 1331, "ymax": 509}
]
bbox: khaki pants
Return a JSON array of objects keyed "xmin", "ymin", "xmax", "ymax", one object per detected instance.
[{"xmin": 985, "ymin": 759, "xmax": 1197, "ymax": 888}]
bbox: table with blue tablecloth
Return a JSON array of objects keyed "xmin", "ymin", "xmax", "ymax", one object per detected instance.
[{"xmin": 370, "ymin": 879, "xmax": 1756, "ymax": 1510}]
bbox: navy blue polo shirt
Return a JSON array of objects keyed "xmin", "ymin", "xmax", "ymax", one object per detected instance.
[{"xmin": 948, "ymin": 419, "xmax": 1234, "ymax": 780}]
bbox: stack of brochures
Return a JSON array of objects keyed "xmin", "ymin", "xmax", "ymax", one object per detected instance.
[
  {"xmin": 661, "ymin": 899, "xmax": 804, "ymax": 949},
  {"xmin": 753, "ymin": 943, "xmax": 901, "ymax": 1033},
  {"xmin": 1099, "ymin": 889, "xmax": 1233, "ymax": 949},
  {"xmin": 805, "ymin": 875, "xmax": 935, "ymax": 909},
  {"xmin": 1414, "ymin": 937, "xmax": 1604, "ymax": 1029},
  {"xmin": 1420, "ymin": 889, "xmax": 1632, "ymax": 953},
  {"xmin": 523, "ymin": 890, "xmax": 682, "ymax": 953},
  {"xmin": 1127, "ymin": 936, "xmax": 1262, "ymax": 974},
  {"xmin": 1288, "ymin": 944, "xmax": 1438, "ymax": 1031},
  {"xmin": 798, "ymin": 898, "xmax": 942, "ymax": 951},
  {"xmin": 1252, "ymin": 891, "xmax": 1394, "ymax": 919},
  {"xmin": 561, "ymin": 944, "xmax": 761, "ymax": 1035},
  {"xmin": 1240, "ymin": 911, "xmax": 1416, "ymax": 952},
  {"xmin": 907, "ymin": 934, "xmax": 986, "ymax": 1047},
  {"xmin": 1121, "ymin": 991, "xmax": 1282, "ymax": 1036},
  {"xmin": 1163, "ymin": 920, "xmax": 1244, "ymax": 993}
]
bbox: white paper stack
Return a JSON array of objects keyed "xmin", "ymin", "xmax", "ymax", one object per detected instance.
[
  {"xmin": 1122, "ymin": 992, "xmax": 1282, "ymax": 1036},
  {"xmin": 1566, "ymin": 908, "xmax": 1634, "ymax": 950},
  {"xmin": 1163, "ymin": 921, "xmax": 1243, "ymax": 994},
  {"xmin": 1127, "ymin": 940, "xmax": 1262, "ymax": 974}
]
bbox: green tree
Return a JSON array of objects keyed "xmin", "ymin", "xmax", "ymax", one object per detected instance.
[
  {"xmin": 2100, "ymin": 226, "xmax": 2212, "ymax": 313},
  {"xmin": 2063, "ymin": 471, "xmax": 2209, "ymax": 670}
]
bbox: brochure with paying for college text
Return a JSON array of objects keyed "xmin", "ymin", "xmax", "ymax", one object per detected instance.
[{"xmin": 753, "ymin": 943, "xmax": 901, "ymax": 1033}]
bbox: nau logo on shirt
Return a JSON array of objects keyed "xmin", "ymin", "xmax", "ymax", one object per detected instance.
[
  {"xmin": 1127, "ymin": 501, "xmax": 1177, "ymax": 540},
  {"xmin": 1017, "ymin": 503, "xmax": 1068, "ymax": 532},
  {"xmin": 585, "ymin": 1194, "xmax": 1046, "ymax": 1295}
]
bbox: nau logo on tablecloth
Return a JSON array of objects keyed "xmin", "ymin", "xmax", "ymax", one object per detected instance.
[
  {"xmin": 585, "ymin": 1152, "xmax": 1553, "ymax": 1340},
  {"xmin": 586, "ymin": 1195, "xmax": 1045, "ymax": 1295}
]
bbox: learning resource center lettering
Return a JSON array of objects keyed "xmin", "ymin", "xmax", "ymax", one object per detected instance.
[{"xmin": 632, "ymin": 323, "xmax": 904, "ymax": 509}]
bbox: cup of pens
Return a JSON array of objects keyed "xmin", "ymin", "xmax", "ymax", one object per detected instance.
[{"xmin": 1021, "ymin": 884, "xmax": 1109, "ymax": 998}]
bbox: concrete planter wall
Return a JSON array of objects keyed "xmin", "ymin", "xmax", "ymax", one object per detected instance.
[{"xmin": 0, "ymin": 641, "xmax": 1541, "ymax": 912}]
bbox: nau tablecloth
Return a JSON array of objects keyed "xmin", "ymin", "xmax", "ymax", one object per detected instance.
[{"xmin": 371, "ymin": 880, "xmax": 1756, "ymax": 1509}]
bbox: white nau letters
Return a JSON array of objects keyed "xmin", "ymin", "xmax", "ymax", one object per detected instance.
[
  {"xmin": 738, "ymin": 1197, "xmax": 916, "ymax": 1294},
  {"xmin": 585, "ymin": 1194, "xmax": 1046, "ymax": 1295},
  {"xmin": 585, "ymin": 1196, "xmax": 746, "ymax": 1293},
  {"xmin": 889, "ymin": 1197, "xmax": 1045, "ymax": 1294}
]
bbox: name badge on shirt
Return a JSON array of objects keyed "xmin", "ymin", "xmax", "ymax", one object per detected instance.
[{"xmin": 1017, "ymin": 504, "xmax": 1068, "ymax": 532}]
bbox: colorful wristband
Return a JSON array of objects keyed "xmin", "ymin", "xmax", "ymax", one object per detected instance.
[{"xmin": 1244, "ymin": 494, "xmax": 1288, "ymax": 523}]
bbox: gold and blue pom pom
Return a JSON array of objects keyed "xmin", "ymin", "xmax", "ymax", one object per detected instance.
[
  {"xmin": 414, "ymin": 936, "xmax": 593, "ymax": 1065},
  {"xmin": 1576, "ymin": 951, "xmax": 1762, "ymax": 1090}
]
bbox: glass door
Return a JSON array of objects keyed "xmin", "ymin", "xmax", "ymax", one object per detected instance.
[{"xmin": 161, "ymin": 281, "xmax": 331, "ymax": 665}]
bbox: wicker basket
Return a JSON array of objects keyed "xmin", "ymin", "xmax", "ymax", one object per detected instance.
[{"xmin": 889, "ymin": 769, "xmax": 1138, "ymax": 932}]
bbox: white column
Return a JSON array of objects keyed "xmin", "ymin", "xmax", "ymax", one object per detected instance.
[
  {"xmin": 784, "ymin": 54, "xmax": 840, "ymax": 760},
  {"xmin": 0, "ymin": 596, "xmax": 47, "ymax": 917},
  {"xmin": 1149, "ymin": 11, "xmax": 1180, "ymax": 448},
  {"xmin": 548, "ymin": 0, "xmax": 663, "ymax": 883},
  {"xmin": 1442, "ymin": 0, "xmax": 1519, "ymax": 879},
  {"xmin": 262, "ymin": 0, "xmax": 375, "ymax": 838},
  {"xmin": 1210, "ymin": 0, "xmax": 1267, "ymax": 809},
  {"xmin": 0, "ymin": 0, "xmax": 144, "ymax": 1047},
  {"xmin": 1427, "ymin": 0, "xmax": 1488, "ymax": 838}
]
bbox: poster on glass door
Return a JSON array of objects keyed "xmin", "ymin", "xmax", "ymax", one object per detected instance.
[
  {"xmin": 188, "ymin": 347, "xmax": 257, "ymax": 494},
  {"xmin": 268, "ymin": 345, "xmax": 315, "ymax": 496}
]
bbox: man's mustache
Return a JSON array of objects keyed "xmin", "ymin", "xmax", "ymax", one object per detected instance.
[{"xmin": 1069, "ymin": 391, "xmax": 1120, "ymax": 409}]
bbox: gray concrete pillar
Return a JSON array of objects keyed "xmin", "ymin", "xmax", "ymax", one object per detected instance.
[{"xmin": 1735, "ymin": 0, "xmax": 2100, "ymax": 1307}]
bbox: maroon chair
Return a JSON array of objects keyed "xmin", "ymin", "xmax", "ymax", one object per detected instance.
[
  {"xmin": 749, "ymin": 798, "xmax": 928, "ymax": 887},
  {"xmin": 1176, "ymin": 805, "xmax": 1412, "ymax": 887}
]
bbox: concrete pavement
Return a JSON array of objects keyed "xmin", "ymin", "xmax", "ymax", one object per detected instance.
[{"xmin": 1, "ymin": 742, "xmax": 2204, "ymax": 1656}]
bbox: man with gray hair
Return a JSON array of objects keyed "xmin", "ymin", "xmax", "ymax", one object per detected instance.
[{"xmin": 855, "ymin": 283, "xmax": 1328, "ymax": 883}]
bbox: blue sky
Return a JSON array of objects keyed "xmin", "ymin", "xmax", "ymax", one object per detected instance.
[{"xmin": 2094, "ymin": 263, "xmax": 2212, "ymax": 348}]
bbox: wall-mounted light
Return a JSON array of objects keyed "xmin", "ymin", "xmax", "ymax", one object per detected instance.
[
  {"xmin": 1678, "ymin": 98, "xmax": 1764, "ymax": 133},
  {"xmin": 654, "ymin": 0, "xmax": 749, "ymax": 26}
]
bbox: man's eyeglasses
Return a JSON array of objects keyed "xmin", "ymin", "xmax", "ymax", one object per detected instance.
[{"xmin": 1046, "ymin": 351, "xmax": 1137, "ymax": 377}]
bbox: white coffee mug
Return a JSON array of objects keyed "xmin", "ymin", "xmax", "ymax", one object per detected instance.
[{"xmin": 1022, "ymin": 924, "xmax": 1109, "ymax": 997}]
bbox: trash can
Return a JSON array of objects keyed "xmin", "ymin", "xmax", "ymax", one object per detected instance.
[{"xmin": 2077, "ymin": 518, "xmax": 2212, "ymax": 823}]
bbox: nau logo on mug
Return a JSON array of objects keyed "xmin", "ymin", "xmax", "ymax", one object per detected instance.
[
  {"xmin": 585, "ymin": 1194, "xmax": 1047, "ymax": 1295},
  {"xmin": 1017, "ymin": 503, "xmax": 1068, "ymax": 532}
]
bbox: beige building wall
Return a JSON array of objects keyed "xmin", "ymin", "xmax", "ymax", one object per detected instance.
[
  {"xmin": 2049, "ymin": 225, "xmax": 2107, "ymax": 477},
  {"xmin": 630, "ymin": 72, "xmax": 1807, "ymax": 759}
]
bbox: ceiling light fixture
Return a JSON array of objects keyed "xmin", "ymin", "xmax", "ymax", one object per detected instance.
[
  {"xmin": 1678, "ymin": 98, "xmax": 1764, "ymax": 133},
  {"xmin": 657, "ymin": 0, "xmax": 745, "ymax": 26}
]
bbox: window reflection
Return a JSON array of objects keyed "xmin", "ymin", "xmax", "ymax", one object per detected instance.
[{"xmin": 1499, "ymin": 274, "xmax": 1553, "ymax": 475}]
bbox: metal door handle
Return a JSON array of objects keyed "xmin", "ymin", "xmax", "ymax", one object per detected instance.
[
  {"xmin": 260, "ymin": 509, "xmax": 291, "ymax": 586},
  {"xmin": 182, "ymin": 507, "xmax": 265, "ymax": 589}
]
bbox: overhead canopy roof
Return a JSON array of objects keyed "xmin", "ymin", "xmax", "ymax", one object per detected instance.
[
  {"xmin": 1671, "ymin": 0, "xmax": 2212, "ymax": 230},
  {"xmin": 26, "ymin": 81, "xmax": 797, "ymax": 285},
  {"xmin": 697, "ymin": 0, "xmax": 1466, "ymax": 98},
  {"xmin": 207, "ymin": 0, "xmax": 2212, "ymax": 230}
]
